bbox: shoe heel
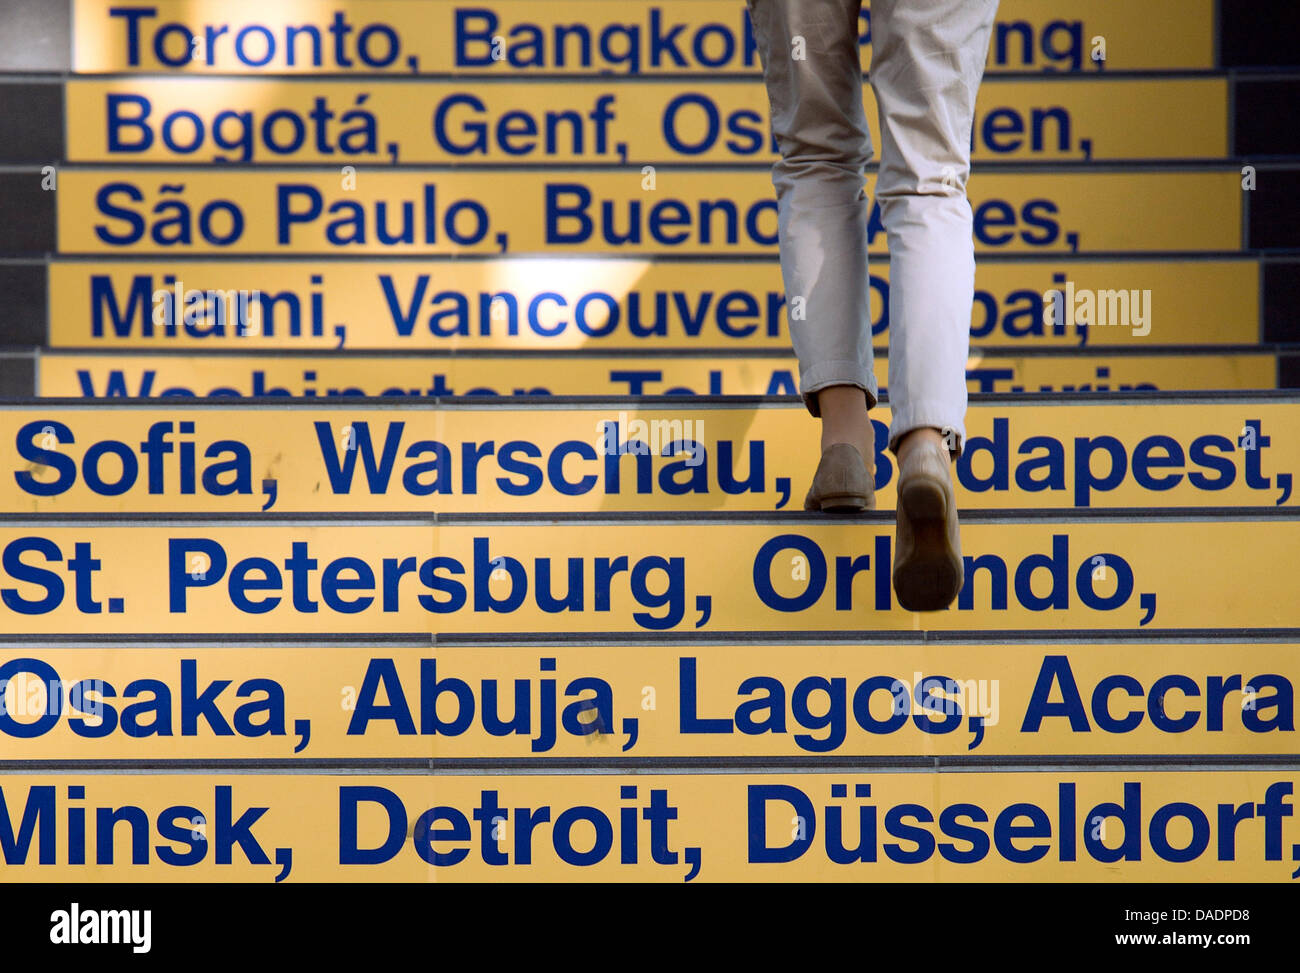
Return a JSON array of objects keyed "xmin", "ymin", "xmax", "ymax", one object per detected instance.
[
  {"xmin": 894, "ymin": 537, "xmax": 962, "ymax": 611},
  {"xmin": 818, "ymin": 494, "xmax": 869, "ymax": 512},
  {"xmin": 900, "ymin": 477, "xmax": 947, "ymax": 521}
]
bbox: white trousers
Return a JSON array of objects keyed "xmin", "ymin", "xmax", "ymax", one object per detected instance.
[{"xmin": 746, "ymin": 0, "xmax": 999, "ymax": 455}]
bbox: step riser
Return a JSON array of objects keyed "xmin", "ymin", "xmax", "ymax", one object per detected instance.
[
  {"xmin": 0, "ymin": 643, "xmax": 1291, "ymax": 760},
  {"xmin": 61, "ymin": 78, "xmax": 1228, "ymax": 165},
  {"xmin": 37, "ymin": 352, "xmax": 1279, "ymax": 400},
  {"xmin": 5, "ymin": 404, "xmax": 1295, "ymax": 511},
  {"xmin": 0, "ymin": 521, "xmax": 1291, "ymax": 633},
  {"xmin": 43, "ymin": 259, "xmax": 1260, "ymax": 351},
  {"xmin": 55, "ymin": 171, "xmax": 1240, "ymax": 257},
  {"xmin": 69, "ymin": 0, "xmax": 1217, "ymax": 75},
  {"xmin": 0, "ymin": 770, "xmax": 1291, "ymax": 881}
]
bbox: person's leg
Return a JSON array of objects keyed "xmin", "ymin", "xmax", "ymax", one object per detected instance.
[
  {"xmin": 871, "ymin": 0, "xmax": 999, "ymax": 459},
  {"xmin": 745, "ymin": 0, "xmax": 878, "ymax": 506},
  {"xmin": 870, "ymin": 0, "xmax": 999, "ymax": 608},
  {"xmin": 818, "ymin": 385, "xmax": 873, "ymax": 459}
]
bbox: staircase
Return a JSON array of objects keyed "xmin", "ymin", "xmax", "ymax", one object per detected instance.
[{"xmin": 0, "ymin": 0, "xmax": 1297, "ymax": 883}]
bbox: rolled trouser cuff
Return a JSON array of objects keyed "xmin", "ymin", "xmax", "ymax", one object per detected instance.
[
  {"xmin": 888, "ymin": 402, "xmax": 966, "ymax": 459},
  {"xmin": 800, "ymin": 361, "xmax": 880, "ymax": 417}
]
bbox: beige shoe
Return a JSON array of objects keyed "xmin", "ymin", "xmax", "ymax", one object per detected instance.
[
  {"xmin": 893, "ymin": 441, "xmax": 963, "ymax": 611},
  {"xmin": 803, "ymin": 443, "xmax": 876, "ymax": 512}
]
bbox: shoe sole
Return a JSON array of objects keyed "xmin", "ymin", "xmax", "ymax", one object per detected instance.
[
  {"xmin": 810, "ymin": 494, "xmax": 873, "ymax": 513},
  {"xmin": 894, "ymin": 476, "xmax": 962, "ymax": 612}
]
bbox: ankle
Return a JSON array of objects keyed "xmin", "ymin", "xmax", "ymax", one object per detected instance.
[
  {"xmin": 816, "ymin": 385, "xmax": 873, "ymax": 462},
  {"xmin": 820, "ymin": 434, "xmax": 874, "ymax": 464},
  {"xmin": 897, "ymin": 428, "xmax": 947, "ymax": 468}
]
